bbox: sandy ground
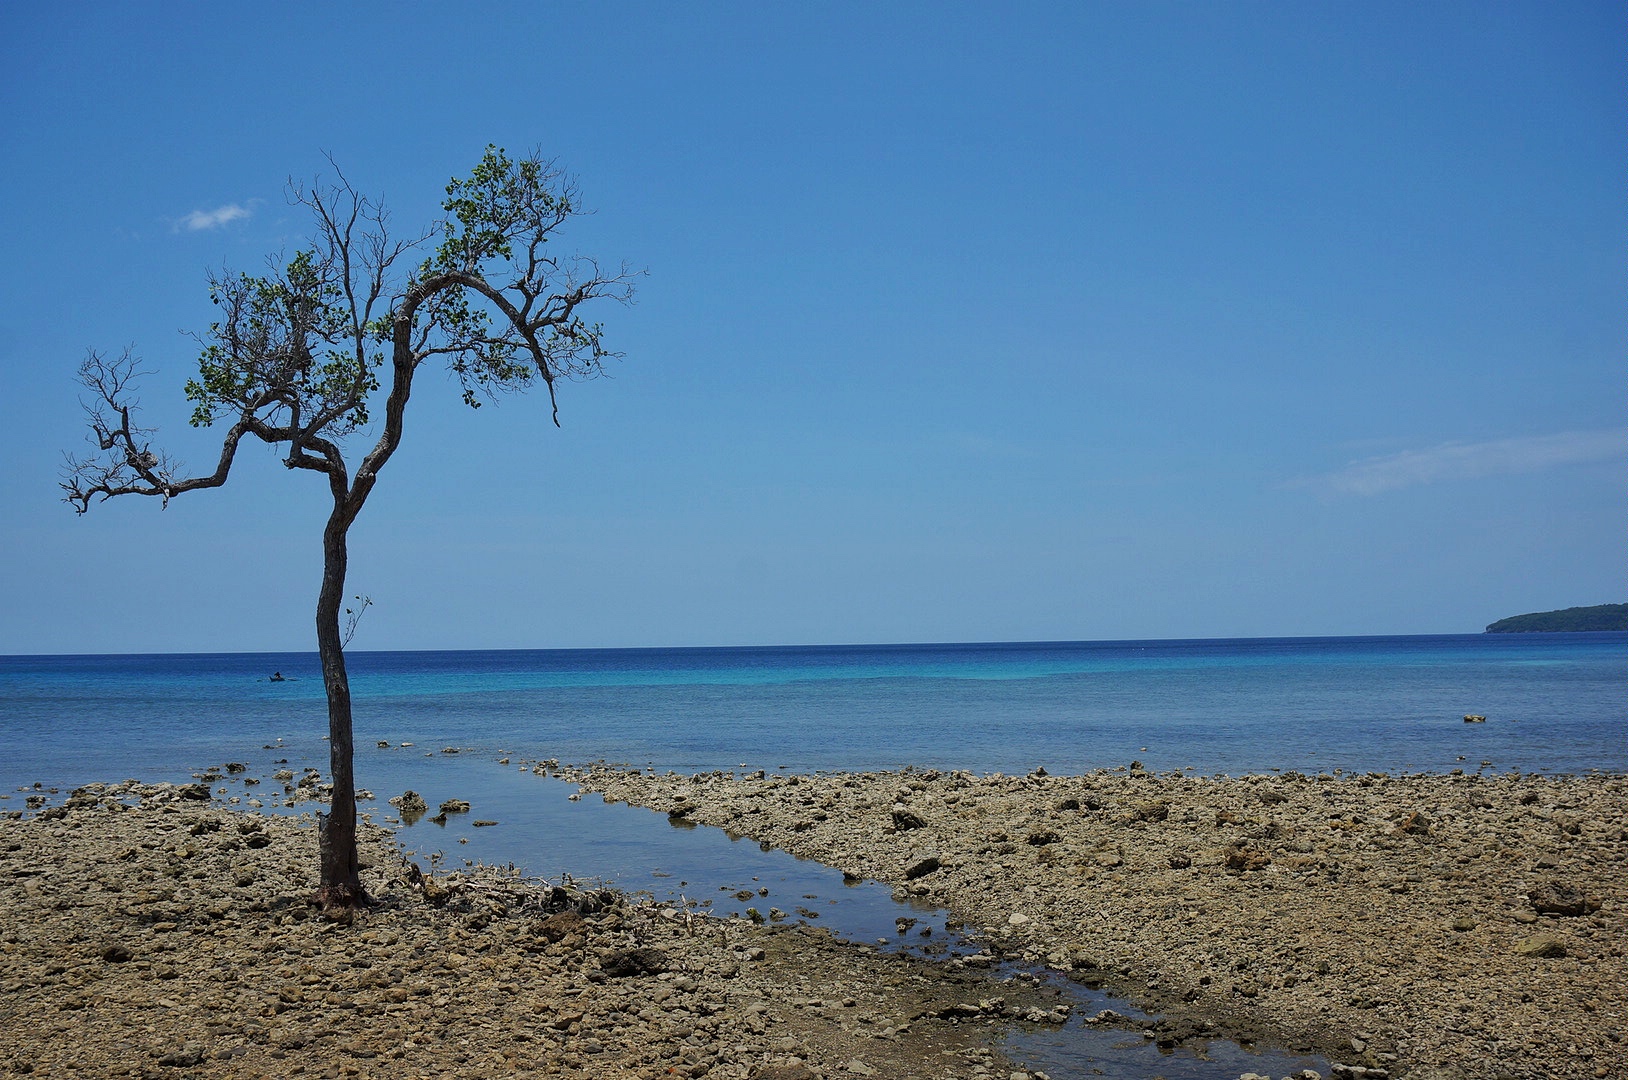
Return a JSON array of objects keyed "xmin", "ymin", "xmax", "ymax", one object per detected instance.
[
  {"xmin": 3, "ymin": 765, "xmax": 1621, "ymax": 1080},
  {"xmin": 0, "ymin": 781, "xmax": 1066, "ymax": 1080},
  {"xmin": 561, "ymin": 763, "xmax": 1627, "ymax": 1080}
]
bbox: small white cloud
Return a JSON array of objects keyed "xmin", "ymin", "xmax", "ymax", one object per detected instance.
[
  {"xmin": 176, "ymin": 203, "xmax": 253, "ymax": 232},
  {"xmin": 1303, "ymin": 428, "xmax": 1626, "ymax": 496}
]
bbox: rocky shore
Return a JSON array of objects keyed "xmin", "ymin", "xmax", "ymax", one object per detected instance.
[
  {"xmin": 0, "ymin": 781, "xmax": 1065, "ymax": 1080},
  {"xmin": 560, "ymin": 764, "xmax": 1626, "ymax": 1080}
]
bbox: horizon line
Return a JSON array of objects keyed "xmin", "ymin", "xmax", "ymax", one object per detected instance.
[{"xmin": 11, "ymin": 628, "xmax": 1619, "ymax": 660}]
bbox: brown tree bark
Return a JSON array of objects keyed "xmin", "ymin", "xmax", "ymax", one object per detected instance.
[{"xmin": 314, "ymin": 506, "xmax": 363, "ymax": 908}]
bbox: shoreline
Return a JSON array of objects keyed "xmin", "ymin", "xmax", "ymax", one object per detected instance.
[
  {"xmin": 559, "ymin": 764, "xmax": 1626, "ymax": 1080},
  {"xmin": 4, "ymin": 766, "xmax": 1622, "ymax": 1080},
  {"xmin": 0, "ymin": 781, "xmax": 1066, "ymax": 1080}
]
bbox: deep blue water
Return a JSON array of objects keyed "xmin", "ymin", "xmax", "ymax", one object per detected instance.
[{"xmin": 1, "ymin": 635, "xmax": 1623, "ymax": 794}]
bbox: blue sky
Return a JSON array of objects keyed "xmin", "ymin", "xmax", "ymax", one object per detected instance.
[{"xmin": 1, "ymin": 2, "xmax": 1621, "ymax": 653}]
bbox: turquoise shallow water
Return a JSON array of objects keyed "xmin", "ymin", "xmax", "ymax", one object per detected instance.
[{"xmin": 2, "ymin": 634, "xmax": 1623, "ymax": 795}]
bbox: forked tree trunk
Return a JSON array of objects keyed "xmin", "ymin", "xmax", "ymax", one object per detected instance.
[{"xmin": 314, "ymin": 508, "xmax": 363, "ymax": 908}]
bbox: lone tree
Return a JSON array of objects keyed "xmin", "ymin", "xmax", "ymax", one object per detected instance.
[{"xmin": 63, "ymin": 148, "xmax": 636, "ymax": 908}]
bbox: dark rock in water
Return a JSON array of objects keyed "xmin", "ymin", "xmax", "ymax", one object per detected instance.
[
  {"xmin": 389, "ymin": 791, "xmax": 428, "ymax": 811},
  {"xmin": 599, "ymin": 946, "xmax": 670, "ymax": 977},
  {"xmin": 388, "ymin": 790, "xmax": 428, "ymax": 824},
  {"xmin": 471, "ymin": 819, "xmax": 497, "ymax": 827},
  {"xmin": 904, "ymin": 856, "xmax": 941, "ymax": 879},
  {"xmin": 1463, "ymin": 714, "xmax": 1486, "ymax": 723},
  {"xmin": 177, "ymin": 783, "xmax": 211, "ymax": 802},
  {"xmin": 1529, "ymin": 880, "xmax": 1597, "ymax": 917},
  {"xmin": 667, "ymin": 802, "xmax": 696, "ymax": 820},
  {"xmin": 438, "ymin": 799, "xmax": 471, "ymax": 814}
]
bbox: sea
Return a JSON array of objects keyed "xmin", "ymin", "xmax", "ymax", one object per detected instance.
[
  {"xmin": 3, "ymin": 634, "xmax": 1623, "ymax": 793},
  {"xmin": 3, "ymin": 633, "xmax": 1623, "ymax": 1078}
]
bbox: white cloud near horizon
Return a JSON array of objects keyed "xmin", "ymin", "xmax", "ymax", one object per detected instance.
[
  {"xmin": 176, "ymin": 203, "xmax": 252, "ymax": 231},
  {"xmin": 1302, "ymin": 428, "xmax": 1627, "ymax": 496}
]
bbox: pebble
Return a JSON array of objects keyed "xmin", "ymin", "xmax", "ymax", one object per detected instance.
[
  {"xmin": 0, "ymin": 779, "xmax": 1072, "ymax": 1079},
  {"xmin": 567, "ymin": 764, "xmax": 1626, "ymax": 1077}
]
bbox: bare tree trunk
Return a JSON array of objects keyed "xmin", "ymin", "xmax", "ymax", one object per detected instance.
[{"xmin": 314, "ymin": 506, "xmax": 364, "ymax": 908}]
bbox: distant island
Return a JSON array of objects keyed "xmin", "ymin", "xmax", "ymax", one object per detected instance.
[{"xmin": 1485, "ymin": 604, "xmax": 1628, "ymax": 633}]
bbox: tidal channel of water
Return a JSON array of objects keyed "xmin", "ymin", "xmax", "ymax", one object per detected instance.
[{"xmin": 342, "ymin": 756, "xmax": 1330, "ymax": 1080}]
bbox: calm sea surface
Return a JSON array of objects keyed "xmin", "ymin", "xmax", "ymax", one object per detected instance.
[{"xmin": 2, "ymin": 634, "xmax": 1623, "ymax": 795}]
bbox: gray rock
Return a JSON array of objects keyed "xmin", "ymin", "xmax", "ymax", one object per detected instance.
[{"xmin": 388, "ymin": 790, "xmax": 429, "ymax": 814}]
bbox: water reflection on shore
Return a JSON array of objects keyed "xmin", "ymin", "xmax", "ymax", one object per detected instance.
[{"xmin": 11, "ymin": 750, "xmax": 1331, "ymax": 1080}]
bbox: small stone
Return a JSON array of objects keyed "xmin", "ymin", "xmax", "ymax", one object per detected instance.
[
  {"xmin": 599, "ymin": 946, "xmax": 670, "ymax": 977},
  {"xmin": 1514, "ymin": 934, "xmax": 1567, "ymax": 958},
  {"xmin": 904, "ymin": 856, "xmax": 941, "ymax": 879},
  {"xmin": 1529, "ymin": 880, "xmax": 1597, "ymax": 917},
  {"xmin": 1394, "ymin": 811, "xmax": 1430, "ymax": 836},
  {"xmin": 891, "ymin": 806, "xmax": 927, "ymax": 831},
  {"xmin": 533, "ymin": 911, "xmax": 587, "ymax": 943},
  {"xmin": 750, "ymin": 1066, "xmax": 817, "ymax": 1080},
  {"xmin": 388, "ymin": 791, "xmax": 428, "ymax": 815},
  {"xmin": 1133, "ymin": 800, "xmax": 1170, "ymax": 822}
]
